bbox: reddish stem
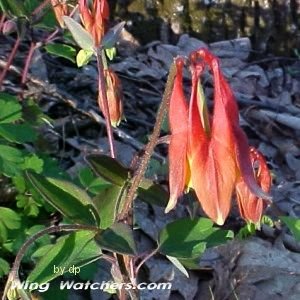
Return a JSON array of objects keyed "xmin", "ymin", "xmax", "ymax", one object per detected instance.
[
  {"xmin": 45, "ymin": 28, "xmax": 59, "ymax": 43},
  {"xmin": 21, "ymin": 42, "xmax": 37, "ymax": 87},
  {"xmin": 31, "ymin": 0, "xmax": 50, "ymax": 16},
  {"xmin": 96, "ymin": 49, "xmax": 115, "ymax": 158},
  {"xmin": 0, "ymin": 37, "xmax": 21, "ymax": 89},
  {"xmin": 0, "ymin": 14, "xmax": 6, "ymax": 32}
]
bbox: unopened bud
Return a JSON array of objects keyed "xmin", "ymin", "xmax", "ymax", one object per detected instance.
[
  {"xmin": 100, "ymin": 69, "xmax": 123, "ymax": 127},
  {"xmin": 2, "ymin": 20, "xmax": 17, "ymax": 35},
  {"xmin": 51, "ymin": 0, "xmax": 68, "ymax": 28}
]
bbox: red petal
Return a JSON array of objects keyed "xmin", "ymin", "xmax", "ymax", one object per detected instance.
[
  {"xmin": 79, "ymin": 0, "xmax": 94, "ymax": 33},
  {"xmin": 236, "ymin": 147, "xmax": 271, "ymax": 223},
  {"xmin": 166, "ymin": 58, "xmax": 189, "ymax": 212}
]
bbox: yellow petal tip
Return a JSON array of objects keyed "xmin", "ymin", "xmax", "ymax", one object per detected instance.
[{"xmin": 165, "ymin": 196, "xmax": 177, "ymax": 213}]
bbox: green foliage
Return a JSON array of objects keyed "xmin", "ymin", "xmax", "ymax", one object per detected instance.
[
  {"xmin": 0, "ymin": 93, "xmax": 57, "ymax": 279},
  {"xmin": 0, "ymin": 257, "xmax": 10, "ymax": 277},
  {"xmin": 76, "ymin": 49, "xmax": 94, "ymax": 67},
  {"xmin": 166, "ymin": 255, "xmax": 189, "ymax": 278},
  {"xmin": 62, "ymin": 16, "xmax": 94, "ymax": 50},
  {"xmin": 101, "ymin": 22, "xmax": 126, "ymax": 49},
  {"xmin": 0, "ymin": 207, "xmax": 21, "ymax": 243},
  {"xmin": 86, "ymin": 154, "xmax": 130, "ymax": 186},
  {"xmin": 44, "ymin": 44, "xmax": 77, "ymax": 63},
  {"xmin": 105, "ymin": 47, "xmax": 117, "ymax": 61},
  {"xmin": 0, "ymin": 0, "xmax": 27, "ymax": 17},
  {"xmin": 280, "ymin": 216, "xmax": 300, "ymax": 241},
  {"xmin": 86, "ymin": 154, "xmax": 169, "ymax": 225},
  {"xmin": 94, "ymin": 184, "xmax": 126, "ymax": 229},
  {"xmin": 0, "ymin": 93, "xmax": 22, "ymax": 123},
  {"xmin": 95, "ymin": 223, "xmax": 136, "ymax": 255},
  {"xmin": 137, "ymin": 179, "xmax": 168, "ymax": 207},
  {"xmin": 26, "ymin": 172, "xmax": 100, "ymax": 226},
  {"xmin": 78, "ymin": 167, "xmax": 111, "ymax": 195},
  {"xmin": 158, "ymin": 218, "xmax": 233, "ymax": 259},
  {"xmin": 28, "ymin": 231, "xmax": 101, "ymax": 284}
]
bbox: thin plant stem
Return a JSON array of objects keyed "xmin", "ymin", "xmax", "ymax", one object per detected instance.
[
  {"xmin": 96, "ymin": 48, "xmax": 115, "ymax": 158},
  {"xmin": 118, "ymin": 61, "xmax": 177, "ymax": 221},
  {"xmin": 21, "ymin": 42, "xmax": 37, "ymax": 87},
  {"xmin": 45, "ymin": 28, "xmax": 60, "ymax": 43},
  {"xmin": 2, "ymin": 224, "xmax": 100, "ymax": 300},
  {"xmin": 0, "ymin": 14, "xmax": 6, "ymax": 32},
  {"xmin": 0, "ymin": 37, "xmax": 21, "ymax": 89},
  {"xmin": 31, "ymin": 0, "xmax": 50, "ymax": 17},
  {"xmin": 135, "ymin": 247, "xmax": 159, "ymax": 277}
]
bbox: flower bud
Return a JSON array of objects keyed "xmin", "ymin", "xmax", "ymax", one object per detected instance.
[
  {"xmin": 2, "ymin": 20, "xmax": 17, "ymax": 35},
  {"xmin": 51, "ymin": 0, "xmax": 69, "ymax": 28},
  {"xmin": 100, "ymin": 68, "xmax": 123, "ymax": 127},
  {"xmin": 79, "ymin": 0, "xmax": 109, "ymax": 46}
]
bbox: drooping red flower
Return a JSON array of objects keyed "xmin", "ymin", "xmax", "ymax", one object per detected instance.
[
  {"xmin": 235, "ymin": 147, "xmax": 272, "ymax": 224},
  {"xmin": 99, "ymin": 68, "xmax": 123, "ymax": 127},
  {"xmin": 166, "ymin": 48, "xmax": 272, "ymax": 225},
  {"xmin": 79, "ymin": 0, "xmax": 109, "ymax": 46}
]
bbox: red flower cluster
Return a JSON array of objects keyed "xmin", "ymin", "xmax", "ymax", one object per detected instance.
[
  {"xmin": 167, "ymin": 48, "xmax": 272, "ymax": 225},
  {"xmin": 79, "ymin": 0, "xmax": 109, "ymax": 46},
  {"xmin": 51, "ymin": 0, "xmax": 69, "ymax": 28}
]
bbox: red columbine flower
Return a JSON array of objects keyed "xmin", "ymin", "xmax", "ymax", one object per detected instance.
[
  {"xmin": 235, "ymin": 147, "xmax": 272, "ymax": 224},
  {"xmin": 79, "ymin": 0, "xmax": 109, "ymax": 46},
  {"xmin": 51, "ymin": 0, "xmax": 69, "ymax": 28},
  {"xmin": 166, "ymin": 48, "xmax": 272, "ymax": 225},
  {"xmin": 192, "ymin": 48, "xmax": 271, "ymax": 224},
  {"xmin": 99, "ymin": 68, "xmax": 123, "ymax": 127}
]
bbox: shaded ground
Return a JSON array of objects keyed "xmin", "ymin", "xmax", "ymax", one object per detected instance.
[{"xmin": 0, "ymin": 30, "xmax": 300, "ymax": 299}]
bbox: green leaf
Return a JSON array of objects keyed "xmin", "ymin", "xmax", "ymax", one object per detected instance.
[
  {"xmin": 78, "ymin": 167, "xmax": 95, "ymax": 187},
  {"xmin": 101, "ymin": 21, "xmax": 125, "ymax": 49},
  {"xmin": 45, "ymin": 43, "xmax": 77, "ymax": 63},
  {"xmin": 0, "ymin": 146, "xmax": 24, "ymax": 176},
  {"xmin": 28, "ymin": 231, "xmax": 102, "ymax": 284},
  {"xmin": 13, "ymin": 175, "xmax": 26, "ymax": 193},
  {"xmin": 0, "ymin": 93, "xmax": 22, "ymax": 123},
  {"xmin": 94, "ymin": 185, "xmax": 126, "ymax": 229},
  {"xmin": 0, "ymin": 124, "xmax": 37, "ymax": 143},
  {"xmin": 21, "ymin": 154, "xmax": 44, "ymax": 173},
  {"xmin": 0, "ymin": 207, "xmax": 21, "ymax": 229},
  {"xmin": 261, "ymin": 215, "xmax": 274, "ymax": 227},
  {"xmin": 105, "ymin": 47, "xmax": 117, "ymax": 61},
  {"xmin": 0, "ymin": 0, "xmax": 27, "ymax": 17},
  {"xmin": 0, "ymin": 258, "xmax": 10, "ymax": 277},
  {"xmin": 95, "ymin": 223, "xmax": 136, "ymax": 255},
  {"xmin": 280, "ymin": 216, "xmax": 300, "ymax": 242},
  {"xmin": 86, "ymin": 154, "xmax": 129, "ymax": 186},
  {"xmin": 0, "ymin": 221, "xmax": 7, "ymax": 244},
  {"xmin": 137, "ymin": 179, "xmax": 168, "ymax": 207},
  {"xmin": 158, "ymin": 218, "xmax": 214, "ymax": 259},
  {"xmin": 62, "ymin": 16, "xmax": 94, "ymax": 50},
  {"xmin": 237, "ymin": 222, "xmax": 256, "ymax": 240},
  {"xmin": 16, "ymin": 195, "xmax": 40, "ymax": 217},
  {"xmin": 26, "ymin": 172, "xmax": 99, "ymax": 226},
  {"xmin": 76, "ymin": 49, "xmax": 94, "ymax": 67},
  {"xmin": 78, "ymin": 167, "xmax": 110, "ymax": 194},
  {"xmin": 0, "ymin": 145, "xmax": 23, "ymax": 163},
  {"xmin": 166, "ymin": 255, "xmax": 189, "ymax": 278}
]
